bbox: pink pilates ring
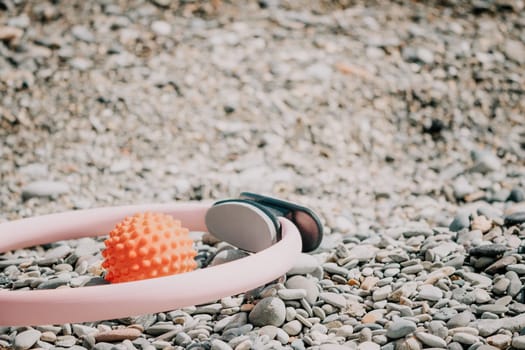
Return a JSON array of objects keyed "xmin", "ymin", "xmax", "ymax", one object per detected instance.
[{"xmin": 0, "ymin": 193, "xmax": 323, "ymax": 326}]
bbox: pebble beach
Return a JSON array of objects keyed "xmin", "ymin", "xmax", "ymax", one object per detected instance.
[{"xmin": 1, "ymin": 0, "xmax": 525, "ymax": 350}]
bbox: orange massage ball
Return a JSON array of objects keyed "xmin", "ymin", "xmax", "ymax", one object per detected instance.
[{"xmin": 102, "ymin": 212, "xmax": 197, "ymax": 283}]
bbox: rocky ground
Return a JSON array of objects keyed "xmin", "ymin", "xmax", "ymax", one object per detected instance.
[{"xmin": 1, "ymin": 0, "xmax": 525, "ymax": 349}]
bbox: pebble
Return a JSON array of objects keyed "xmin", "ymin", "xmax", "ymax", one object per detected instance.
[
  {"xmin": 361, "ymin": 276, "xmax": 380, "ymax": 290},
  {"xmin": 210, "ymin": 249, "xmax": 249, "ymax": 266},
  {"xmin": 449, "ymin": 212, "xmax": 470, "ymax": 232},
  {"xmin": 21, "ymin": 181, "xmax": 69, "ymax": 199},
  {"xmin": 277, "ymin": 288, "xmax": 307, "ymax": 300},
  {"xmin": 390, "ymin": 282, "xmax": 418, "ymax": 301},
  {"xmin": 150, "ymin": 0, "xmax": 171, "ymax": 6},
  {"xmin": 424, "ymin": 267, "xmax": 455, "ymax": 284},
  {"xmin": 36, "ymin": 274, "xmax": 71, "ymax": 289},
  {"xmin": 283, "ymin": 320, "xmax": 302, "ymax": 336},
  {"xmin": 319, "ymin": 345, "xmax": 348, "ymax": 350},
  {"xmin": 195, "ymin": 303, "xmax": 222, "ymax": 314},
  {"xmin": 373, "ymin": 285, "xmax": 392, "ymax": 301},
  {"xmin": 399, "ymin": 336, "xmax": 422, "ymax": 350},
  {"xmin": 174, "ymin": 332, "xmax": 191, "ymax": 346},
  {"xmin": 504, "ymin": 212, "xmax": 525, "ymax": 226},
  {"xmin": 56, "ymin": 335, "xmax": 77, "ymax": 347},
  {"xmin": 401, "ymin": 264, "xmax": 424, "ymax": 275},
  {"xmin": 70, "ymin": 57, "xmax": 93, "ymax": 71},
  {"xmin": 324, "ymin": 262, "xmax": 349, "ymax": 276},
  {"xmin": 452, "ymin": 332, "xmax": 479, "ymax": 345},
  {"xmin": 275, "ymin": 328, "xmax": 289, "ymax": 344},
  {"xmin": 471, "ymin": 216, "xmax": 492, "ymax": 233},
  {"xmin": 211, "ymin": 339, "xmax": 233, "ymax": 350},
  {"xmin": 504, "ymin": 39, "xmax": 525, "ymax": 64},
  {"xmin": 0, "ymin": 25, "xmax": 23, "ymax": 42},
  {"xmin": 476, "ymin": 314, "xmax": 525, "ymax": 337},
  {"xmin": 427, "ymin": 322, "xmax": 446, "ymax": 340},
  {"xmin": 285, "ymin": 276, "xmax": 319, "ymax": 304},
  {"xmin": 333, "ymin": 325, "xmax": 352, "ymax": 337},
  {"xmin": 476, "ymin": 304, "xmax": 508, "ymax": 314},
  {"xmin": 507, "ymin": 264, "xmax": 525, "ymax": 274},
  {"xmin": 447, "ymin": 311, "xmax": 473, "ymax": 328},
  {"xmin": 71, "ymin": 25, "xmax": 95, "ymax": 42},
  {"xmin": 248, "ymin": 297, "xmax": 286, "ymax": 327},
  {"xmin": 448, "ymin": 342, "xmax": 463, "ymax": 350},
  {"xmin": 508, "ymin": 188, "xmax": 525, "ymax": 202},
  {"xmin": 319, "ymin": 292, "xmax": 347, "ymax": 309},
  {"xmin": 415, "ymin": 332, "xmax": 447, "ymax": 348},
  {"xmin": 373, "ymin": 335, "xmax": 388, "ymax": 345},
  {"xmin": 348, "ymin": 245, "xmax": 379, "ymax": 262},
  {"xmin": 492, "ymin": 277, "xmax": 510, "ymax": 295},
  {"xmin": 505, "ymin": 271, "xmax": 522, "ymax": 296},
  {"xmin": 360, "ymin": 327, "xmax": 372, "ymax": 342},
  {"xmin": 144, "ymin": 324, "xmax": 178, "ymax": 336},
  {"xmin": 358, "ymin": 341, "xmax": 380, "ymax": 350},
  {"xmin": 259, "ymin": 325, "xmax": 278, "ymax": 339},
  {"xmin": 470, "ymin": 151, "xmax": 502, "ymax": 174},
  {"xmin": 485, "ymin": 256, "xmax": 517, "ymax": 274},
  {"xmin": 362, "ymin": 309, "xmax": 385, "ymax": 324},
  {"xmin": 430, "ymin": 242, "xmax": 459, "ymax": 259},
  {"xmin": 306, "ymin": 62, "xmax": 333, "ymax": 81},
  {"xmin": 72, "ymin": 324, "xmax": 98, "ymax": 337},
  {"xmin": 402, "ymin": 46, "xmax": 435, "ymax": 64},
  {"xmin": 458, "ymin": 232, "xmax": 481, "ymax": 249},
  {"xmin": 295, "ymin": 313, "xmax": 312, "ymax": 328},
  {"xmin": 288, "ymin": 254, "xmax": 320, "ymax": 275},
  {"xmin": 40, "ymin": 331, "xmax": 57, "ymax": 342},
  {"xmin": 151, "ymin": 20, "xmax": 171, "ymax": 36},
  {"xmin": 512, "ymin": 336, "xmax": 525, "ymax": 349},
  {"xmin": 291, "ymin": 339, "xmax": 306, "ymax": 350},
  {"xmin": 236, "ymin": 338, "xmax": 253, "ymax": 349},
  {"xmin": 44, "ymin": 245, "xmax": 72, "ymax": 260},
  {"xmin": 386, "ymin": 319, "xmax": 417, "ymax": 339},
  {"xmin": 14, "ymin": 329, "xmax": 41, "ymax": 350},
  {"xmin": 469, "ymin": 244, "xmax": 508, "ymax": 257},
  {"xmin": 487, "ymin": 334, "xmax": 511, "ymax": 349},
  {"xmin": 418, "ymin": 285, "xmax": 443, "ymax": 301},
  {"xmin": 463, "ymin": 273, "xmax": 492, "ymax": 288},
  {"xmin": 94, "ymin": 328, "xmax": 141, "ymax": 342},
  {"xmin": 473, "ymin": 288, "xmax": 492, "ymax": 303}
]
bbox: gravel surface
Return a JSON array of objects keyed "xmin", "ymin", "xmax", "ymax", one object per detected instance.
[{"xmin": 1, "ymin": 0, "xmax": 525, "ymax": 349}]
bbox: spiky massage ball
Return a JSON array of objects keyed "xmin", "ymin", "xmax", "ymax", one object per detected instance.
[{"xmin": 102, "ymin": 212, "xmax": 197, "ymax": 283}]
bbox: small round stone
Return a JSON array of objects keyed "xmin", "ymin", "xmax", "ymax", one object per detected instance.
[
  {"xmin": 288, "ymin": 254, "xmax": 320, "ymax": 275},
  {"xmin": 358, "ymin": 341, "xmax": 381, "ymax": 350},
  {"xmin": 14, "ymin": 329, "xmax": 41, "ymax": 350},
  {"xmin": 386, "ymin": 319, "xmax": 417, "ymax": 339},
  {"xmin": 285, "ymin": 276, "xmax": 319, "ymax": 304},
  {"xmin": 336, "ymin": 325, "xmax": 354, "ymax": 338},
  {"xmin": 512, "ymin": 336, "xmax": 525, "ymax": 350},
  {"xmin": 277, "ymin": 288, "xmax": 307, "ymax": 300},
  {"xmin": 283, "ymin": 320, "xmax": 302, "ymax": 336},
  {"xmin": 151, "ymin": 21, "xmax": 171, "ymax": 36},
  {"xmin": 21, "ymin": 181, "xmax": 69, "ymax": 199},
  {"xmin": 415, "ymin": 332, "xmax": 447, "ymax": 348},
  {"xmin": 447, "ymin": 311, "xmax": 473, "ymax": 328},
  {"xmin": 319, "ymin": 292, "xmax": 347, "ymax": 309},
  {"xmin": 452, "ymin": 332, "xmax": 479, "ymax": 345},
  {"xmin": 418, "ymin": 285, "xmax": 443, "ymax": 302},
  {"xmin": 248, "ymin": 297, "xmax": 286, "ymax": 327},
  {"xmin": 211, "ymin": 339, "xmax": 233, "ymax": 350},
  {"xmin": 487, "ymin": 334, "xmax": 511, "ymax": 349}
]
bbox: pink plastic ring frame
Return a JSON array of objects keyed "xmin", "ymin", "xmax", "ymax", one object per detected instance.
[{"xmin": 0, "ymin": 203, "xmax": 302, "ymax": 326}]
